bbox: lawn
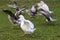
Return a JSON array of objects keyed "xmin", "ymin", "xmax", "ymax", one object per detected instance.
[{"xmin": 0, "ymin": 0, "xmax": 60, "ymax": 40}]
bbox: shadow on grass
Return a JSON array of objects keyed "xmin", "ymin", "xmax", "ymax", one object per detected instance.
[{"xmin": 42, "ymin": 21, "xmax": 57, "ymax": 27}]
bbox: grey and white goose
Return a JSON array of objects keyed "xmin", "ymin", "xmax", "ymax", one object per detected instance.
[
  {"xmin": 24, "ymin": 5, "xmax": 37, "ymax": 17},
  {"xmin": 2, "ymin": 9, "xmax": 21, "ymax": 26},
  {"xmin": 37, "ymin": 1, "xmax": 56, "ymax": 22},
  {"xmin": 2, "ymin": 7, "xmax": 25, "ymax": 25}
]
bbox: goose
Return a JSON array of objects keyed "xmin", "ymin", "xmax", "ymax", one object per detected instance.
[
  {"xmin": 37, "ymin": 1, "xmax": 56, "ymax": 22},
  {"xmin": 3, "ymin": 3, "xmax": 25, "ymax": 25},
  {"xmin": 18, "ymin": 15, "xmax": 36, "ymax": 34},
  {"xmin": 24, "ymin": 5, "xmax": 37, "ymax": 17},
  {"xmin": 2, "ymin": 9, "xmax": 20, "ymax": 26}
]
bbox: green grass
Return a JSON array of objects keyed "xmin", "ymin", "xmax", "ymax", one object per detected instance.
[{"xmin": 0, "ymin": 0, "xmax": 60, "ymax": 40}]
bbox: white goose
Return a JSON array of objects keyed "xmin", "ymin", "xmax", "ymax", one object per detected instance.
[{"xmin": 18, "ymin": 15, "xmax": 36, "ymax": 34}]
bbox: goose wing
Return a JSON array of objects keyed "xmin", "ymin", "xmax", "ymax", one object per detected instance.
[
  {"xmin": 3, "ymin": 9, "xmax": 18, "ymax": 20},
  {"xmin": 24, "ymin": 20, "xmax": 34, "ymax": 29}
]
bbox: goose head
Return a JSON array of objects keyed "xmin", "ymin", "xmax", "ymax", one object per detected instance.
[
  {"xmin": 37, "ymin": 1, "xmax": 44, "ymax": 7},
  {"xmin": 40, "ymin": 1, "xmax": 45, "ymax": 5},
  {"xmin": 32, "ymin": 5, "xmax": 37, "ymax": 8},
  {"xmin": 31, "ymin": 5, "xmax": 37, "ymax": 12}
]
